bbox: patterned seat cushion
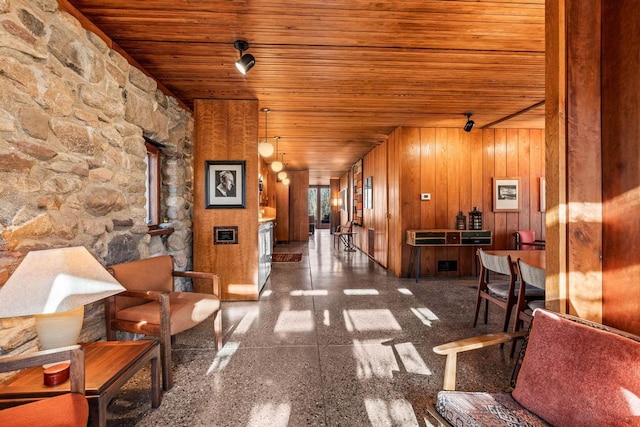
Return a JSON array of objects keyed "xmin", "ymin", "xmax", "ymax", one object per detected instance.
[{"xmin": 436, "ymin": 391, "xmax": 550, "ymax": 427}]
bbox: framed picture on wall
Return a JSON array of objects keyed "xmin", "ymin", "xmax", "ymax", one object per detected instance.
[
  {"xmin": 493, "ymin": 177, "xmax": 520, "ymax": 212},
  {"xmin": 364, "ymin": 176, "xmax": 373, "ymax": 209},
  {"xmin": 206, "ymin": 160, "xmax": 246, "ymax": 209}
]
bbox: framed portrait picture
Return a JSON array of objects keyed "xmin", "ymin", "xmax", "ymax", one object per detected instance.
[
  {"xmin": 493, "ymin": 177, "xmax": 520, "ymax": 212},
  {"xmin": 205, "ymin": 160, "xmax": 246, "ymax": 209}
]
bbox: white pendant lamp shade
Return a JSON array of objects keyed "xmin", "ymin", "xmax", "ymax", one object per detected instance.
[
  {"xmin": 271, "ymin": 161, "xmax": 283, "ymax": 172},
  {"xmin": 278, "ymin": 171, "xmax": 287, "ymax": 180},
  {"xmin": 258, "ymin": 141, "xmax": 274, "ymax": 157},
  {"xmin": 259, "ymin": 108, "xmax": 274, "ymax": 157},
  {"xmin": 282, "ymin": 178, "xmax": 290, "ymax": 186}
]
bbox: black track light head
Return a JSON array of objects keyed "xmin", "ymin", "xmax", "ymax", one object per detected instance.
[
  {"xmin": 464, "ymin": 113, "xmax": 475, "ymax": 132},
  {"xmin": 234, "ymin": 40, "xmax": 255, "ymax": 74}
]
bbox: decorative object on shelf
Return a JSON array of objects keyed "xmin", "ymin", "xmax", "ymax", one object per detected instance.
[
  {"xmin": 0, "ymin": 246, "xmax": 125, "ymax": 372},
  {"xmin": 469, "ymin": 206, "xmax": 483, "ymax": 230},
  {"xmin": 493, "ymin": 177, "xmax": 521, "ymax": 212},
  {"xmin": 206, "ymin": 160, "xmax": 246, "ymax": 209},
  {"xmin": 233, "ymin": 39, "xmax": 255, "ymax": 74},
  {"xmin": 456, "ymin": 211, "xmax": 467, "ymax": 230},
  {"xmin": 271, "ymin": 136, "xmax": 283, "ymax": 172},
  {"xmin": 463, "ymin": 113, "xmax": 475, "ymax": 132},
  {"xmin": 258, "ymin": 108, "xmax": 274, "ymax": 157}
]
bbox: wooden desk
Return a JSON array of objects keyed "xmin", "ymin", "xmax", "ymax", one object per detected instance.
[
  {"xmin": 0, "ymin": 340, "xmax": 161, "ymax": 427},
  {"xmin": 484, "ymin": 250, "xmax": 546, "ymax": 270}
]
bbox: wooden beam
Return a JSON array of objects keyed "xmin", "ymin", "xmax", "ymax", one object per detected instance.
[{"xmin": 482, "ymin": 100, "xmax": 545, "ymax": 129}]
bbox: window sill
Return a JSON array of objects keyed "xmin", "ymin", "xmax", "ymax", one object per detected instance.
[{"xmin": 148, "ymin": 226, "xmax": 174, "ymax": 237}]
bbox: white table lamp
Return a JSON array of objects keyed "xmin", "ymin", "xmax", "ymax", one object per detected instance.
[{"xmin": 0, "ymin": 246, "xmax": 125, "ymax": 350}]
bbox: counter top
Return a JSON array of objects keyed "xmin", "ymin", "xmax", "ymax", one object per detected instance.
[{"xmin": 259, "ymin": 217, "xmax": 276, "ymax": 224}]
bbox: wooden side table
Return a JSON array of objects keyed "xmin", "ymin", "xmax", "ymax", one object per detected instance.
[{"xmin": 0, "ymin": 340, "xmax": 161, "ymax": 427}]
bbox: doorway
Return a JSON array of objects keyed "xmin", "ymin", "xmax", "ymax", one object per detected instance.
[{"xmin": 309, "ymin": 186, "xmax": 331, "ymax": 230}]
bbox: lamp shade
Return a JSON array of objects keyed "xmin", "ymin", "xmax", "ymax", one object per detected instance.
[
  {"xmin": 271, "ymin": 160, "xmax": 284, "ymax": 172},
  {"xmin": 0, "ymin": 246, "xmax": 125, "ymax": 317},
  {"xmin": 277, "ymin": 171, "xmax": 287, "ymax": 180},
  {"xmin": 258, "ymin": 141, "xmax": 274, "ymax": 157},
  {"xmin": 282, "ymin": 178, "xmax": 290, "ymax": 186}
]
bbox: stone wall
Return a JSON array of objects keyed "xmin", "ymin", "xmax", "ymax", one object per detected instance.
[{"xmin": 0, "ymin": 0, "xmax": 194, "ymax": 357}]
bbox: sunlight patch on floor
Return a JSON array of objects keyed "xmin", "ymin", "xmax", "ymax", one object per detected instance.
[
  {"xmin": 290, "ymin": 289, "xmax": 328, "ymax": 296},
  {"xmin": 344, "ymin": 289, "xmax": 380, "ymax": 295},
  {"xmin": 247, "ymin": 402, "xmax": 291, "ymax": 427},
  {"xmin": 352, "ymin": 339, "xmax": 398, "ymax": 379},
  {"xmin": 234, "ymin": 307, "xmax": 259, "ymax": 334},
  {"xmin": 274, "ymin": 310, "xmax": 315, "ymax": 333},
  {"xmin": 364, "ymin": 398, "xmax": 419, "ymax": 426},
  {"xmin": 398, "ymin": 288, "xmax": 413, "ymax": 295},
  {"xmin": 410, "ymin": 307, "xmax": 439, "ymax": 327},
  {"xmin": 395, "ymin": 342, "xmax": 432, "ymax": 375},
  {"xmin": 344, "ymin": 309, "xmax": 402, "ymax": 332},
  {"xmin": 207, "ymin": 341, "xmax": 239, "ymax": 374}
]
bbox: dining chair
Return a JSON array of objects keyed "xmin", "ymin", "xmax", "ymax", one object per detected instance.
[
  {"xmin": 513, "ymin": 230, "xmax": 545, "ymax": 250},
  {"xmin": 0, "ymin": 345, "xmax": 88, "ymax": 426},
  {"xmin": 513, "ymin": 259, "xmax": 546, "ymax": 333},
  {"xmin": 333, "ymin": 221, "xmax": 352, "ymax": 249},
  {"xmin": 474, "ymin": 249, "xmax": 545, "ymax": 333}
]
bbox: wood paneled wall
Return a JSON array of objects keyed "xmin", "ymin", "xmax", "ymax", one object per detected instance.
[
  {"xmin": 353, "ymin": 126, "xmax": 545, "ymax": 277},
  {"xmin": 601, "ymin": 0, "xmax": 640, "ymax": 335},
  {"xmin": 287, "ymin": 170, "xmax": 310, "ymax": 242},
  {"xmin": 362, "ymin": 141, "xmax": 389, "ymax": 268},
  {"xmin": 193, "ymin": 100, "xmax": 260, "ymax": 301}
]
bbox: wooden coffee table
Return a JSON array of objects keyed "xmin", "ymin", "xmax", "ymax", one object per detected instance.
[{"xmin": 0, "ymin": 340, "xmax": 161, "ymax": 427}]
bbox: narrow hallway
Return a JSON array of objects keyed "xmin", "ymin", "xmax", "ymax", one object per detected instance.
[{"xmin": 111, "ymin": 229, "xmax": 515, "ymax": 426}]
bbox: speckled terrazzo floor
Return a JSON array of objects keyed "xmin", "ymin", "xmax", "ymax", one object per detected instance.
[{"xmin": 105, "ymin": 229, "xmax": 519, "ymax": 426}]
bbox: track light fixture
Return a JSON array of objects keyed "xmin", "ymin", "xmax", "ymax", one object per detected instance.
[
  {"xmin": 464, "ymin": 113, "xmax": 475, "ymax": 132},
  {"xmin": 258, "ymin": 108, "xmax": 274, "ymax": 157},
  {"xmin": 271, "ymin": 137, "xmax": 284, "ymax": 172},
  {"xmin": 234, "ymin": 40, "xmax": 255, "ymax": 74}
]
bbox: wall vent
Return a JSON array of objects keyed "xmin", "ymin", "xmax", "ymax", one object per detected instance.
[{"xmin": 437, "ymin": 260, "xmax": 458, "ymax": 272}]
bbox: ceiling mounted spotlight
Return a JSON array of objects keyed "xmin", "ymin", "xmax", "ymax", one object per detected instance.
[
  {"xmin": 234, "ymin": 40, "xmax": 255, "ymax": 74},
  {"xmin": 271, "ymin": 137, "xmax": 284, "ymax": 172},
  {"xmin": 464, "ymin": 113, "xmax": 475, "ymax": 132},
  {"xmin": 258, "ymin": 108, "xmax": 274, "ymax": 157}
]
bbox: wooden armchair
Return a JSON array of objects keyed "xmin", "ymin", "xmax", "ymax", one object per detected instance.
[
  {"xmin": 0, "ymin": 345, "xmax": 88, "ymax": 426},
  {"xmin": 428, "ymin": 309, "xmax": 640, "ymax": 426},
  {"xmin": 107, "ymin": 255, "xmax": 222, "ymax": 391}
]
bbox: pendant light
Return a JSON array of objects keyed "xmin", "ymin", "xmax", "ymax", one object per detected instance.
[
  {"xmin": 277, "ymin": 153, "xmax": 287, "ymax": 180},
  {"xmin": 258, "ymin": 108, "xmax": 274, "ymax": 157},
  {"xmin": 282, "ymin": 177, "xmax": 290, "ymax": 186},
  {"xmin": 271, "ymin": 136, "xmax": 283, "ymax": 172}
]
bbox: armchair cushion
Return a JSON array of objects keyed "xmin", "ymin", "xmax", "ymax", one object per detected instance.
[
  {"xmin": 512, "ymin": 309, "xmax": 640, "ymax": 426},
  {"xmin": 115, "ymin": 291, "xmax": 220, "ymax": 335},
  {"xmin": 0, "ymin": 393, "xmax": 88, "ymax": 427},
  {"xmin": 435, "ymin": 391, "xmax": 549, "ymax": 427}
]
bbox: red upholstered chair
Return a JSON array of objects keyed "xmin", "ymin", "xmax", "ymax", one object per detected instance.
[
  {"xmin": 513, "ymin": 230, "xmax": 545, "ymax": 250},
  {"xmin": 107, "ymin": 255, "xmax": 222, "ymax": 391},
  {"xmin": 0, "ymin": 345, "xmax": 88, "ymax": 427}
]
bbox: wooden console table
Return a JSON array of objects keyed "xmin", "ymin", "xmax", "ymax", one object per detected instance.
[
  {"xmin": 406, "ymin": 229, "xmax": 492, "ymax": 281},
  {"xmin": 0, "ymin": 340, "xmax": 161, "ymax": 427}
]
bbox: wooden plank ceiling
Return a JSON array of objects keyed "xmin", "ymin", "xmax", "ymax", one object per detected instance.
[{"xmin": 66, "ymin": 0, "xmax": 545, "ymax": 184}]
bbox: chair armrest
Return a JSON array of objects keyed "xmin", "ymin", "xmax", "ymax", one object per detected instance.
[
  {"xmin": 116, "ymin": 289, "xmax": 169, "ymax": 301},
  {"xmin": 433, "ymin": 331, "xmax": 527, "ymax": 391},
  {"xmin": 0, "ymin": 345, "xmax": 85, "ymax": 393},
  {"xmin": 173, "ymin": 271, "xmax": 221, "ymax": 297}
]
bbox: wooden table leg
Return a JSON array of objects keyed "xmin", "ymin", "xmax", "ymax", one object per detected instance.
[{"xmin": 151, "ymin": 346, "xmax": 161, "ymax": 408}]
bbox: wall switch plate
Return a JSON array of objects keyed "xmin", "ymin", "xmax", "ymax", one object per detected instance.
[{"xmin": 421, "ymin": 193, "xmax": 431, "ymax": 200}]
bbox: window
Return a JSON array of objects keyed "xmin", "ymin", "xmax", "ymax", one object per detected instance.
[{"xmin": 144, "ymin": 139, "xmax": 160, "ymax": 226}]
